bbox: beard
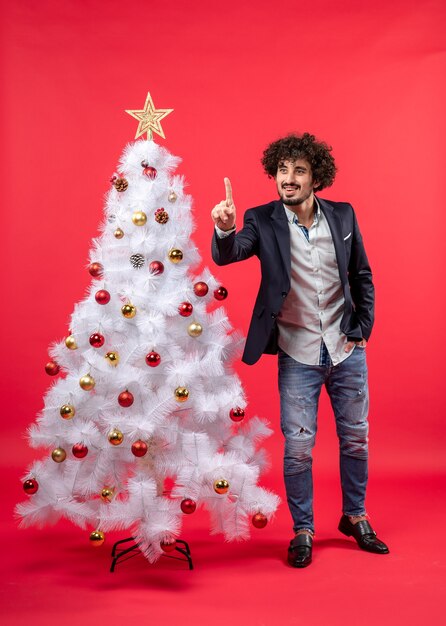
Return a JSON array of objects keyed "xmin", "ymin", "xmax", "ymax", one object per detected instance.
[
  {"xmin": 277, "ymin": 186, "xmax": 314, "ymax": 206},
  {"xmin": 278, "ymin": 193, "xmax": 305, "ymax": 206}
]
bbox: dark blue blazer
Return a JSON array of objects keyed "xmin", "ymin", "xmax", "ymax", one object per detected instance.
[{"xmin": 211, "ymin": 197, "xmax": 375, "ymax": 365}]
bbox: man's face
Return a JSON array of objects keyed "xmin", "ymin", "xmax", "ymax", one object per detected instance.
[{"xmin": 274, "ymin": 159, "xmax": 318, "ymax": 207}]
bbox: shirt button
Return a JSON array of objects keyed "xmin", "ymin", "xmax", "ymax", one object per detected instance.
[
  {"xmin": 271, "ymin": 313, "xmax": 277, "ymax": 319},
  {"xmin": 282, "ymin": 292, "xmax": 287, "ymax": 298}
]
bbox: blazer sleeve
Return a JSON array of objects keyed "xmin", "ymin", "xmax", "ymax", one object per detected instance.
[
  {"xmin": 211, "ymin": 208, "xmax": 260, "ymax": 266},
  {"xmin": 348, "ymin": 209, "xmax": 375, "ymax": 340}
]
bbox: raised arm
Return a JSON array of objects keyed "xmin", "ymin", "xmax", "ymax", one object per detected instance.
[
  {"xmin": 211, "ymin": 177, "xmax": 236, "ymax": 231},
  {"xmin": 211, "ymin": 179, "xmax": 259, "ymax": 266}
]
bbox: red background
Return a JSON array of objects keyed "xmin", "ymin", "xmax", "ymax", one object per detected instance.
[{"xmin": 1, "ymin": 1, "xmax": 445, "ymax": 624}]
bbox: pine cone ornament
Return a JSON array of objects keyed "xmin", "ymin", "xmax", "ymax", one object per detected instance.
[
  {"xmin": 155, "ymin": 208, "xmax": 169, "ymax": 224},
  {"xmin": 113, "ymin": 177, "xmax": 128, "ymax": 192},
  {"xmin": 130, "ymin": 253, "xmax": 145, "ymax": 269}
]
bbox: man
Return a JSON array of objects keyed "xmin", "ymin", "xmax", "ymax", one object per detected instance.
[{"xmin": 211, "ymin": 133, "xmax": 389, "ymax": 568}]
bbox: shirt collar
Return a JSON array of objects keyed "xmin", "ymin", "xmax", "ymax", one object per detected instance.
[{"xmin": 283, "ymin": 197, "xmax": 321, "ymax": 226}]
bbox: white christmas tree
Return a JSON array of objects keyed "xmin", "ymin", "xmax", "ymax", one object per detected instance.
[{"xmin": 16, "ymin": 93, "xmax": 279, "ymax": 563}]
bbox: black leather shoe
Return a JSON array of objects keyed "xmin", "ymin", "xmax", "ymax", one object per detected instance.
[
  {"xmin": 338, "ymin": 515, "xmax": 389, "ymax": 554},
  {"xmin": 288, "ymin": 533, "xmax": 313, "ymax": 568}
]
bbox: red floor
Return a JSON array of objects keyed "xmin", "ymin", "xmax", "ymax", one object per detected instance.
[{"xmin": 2, "ymin": 466, "xmax": 444, "ymax": 626}]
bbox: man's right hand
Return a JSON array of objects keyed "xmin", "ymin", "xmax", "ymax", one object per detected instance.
[{"xmin": 211, "ymin": 177, "xmax": 236, "ymax": 231}]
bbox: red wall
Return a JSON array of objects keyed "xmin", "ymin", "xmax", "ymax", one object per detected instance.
[{"xmin": 2, "ymin": 0, "xmax": 445, "ymax": 490}]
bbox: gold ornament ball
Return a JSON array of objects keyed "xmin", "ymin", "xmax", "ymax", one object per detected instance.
[
  {"xmin": 187, "ymin": 322, "xmax": 203, "ymax": 337},
  {"xmin": 100, "ymin": 487, "xmax": 114, "ymax": 502},
  {"xmin": 89, "ymin": 530, "xmax": 105, "ymax": 547},
  {"xmin": 214, "ymin": 479, "xmax": 230, "ymax": 495},
  {"xmin": 65, "ymin": 335, "xmax": 77, "ymax": 350},
  {"xmin": 80, "ymin": 374, "xmax": 95, "ymax": 391},
  {"xmin": 174, "ymin": 387, "xmax": 189, "ymax": 403},
  {"xmin": 114, "ymin": 227, "xmax": 124, "ymax": 239},
  {"xmin": 168, "ymin": 248, "xmax": 183, "ymax": 264},
  {"xmin": 60, "ymin": 404, "xmax": 75, "ymax": 419},
  {"xmin": 105, "ymin": 351, "xmax": 120, "ymax": 366},
  {"xmin": 51, "ymin": 447, "xmax": 67, "ymax": 463},
  {"xmin": 108, "ymin": 428, "xmax": 124, "ymax": 445},
  {"xmin": 132, "ymin": 211, "xmax": 147, "ymax": 226},
  {"xmin": 121, "ymin": 303, "xmax": 137, "ymax": 318},
  {"xmin": 168, "ymin": 191, "xmax": 177, "ymax": 203}
]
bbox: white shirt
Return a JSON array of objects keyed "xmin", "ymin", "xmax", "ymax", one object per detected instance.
[{"xmin": 277, "ymin": 201, "xmax": 350, "ymax": 366}]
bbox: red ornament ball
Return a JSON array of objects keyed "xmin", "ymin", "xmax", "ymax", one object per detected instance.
[
  {"xmin": 160, "ymin": 539, "xmax": 177, "ymax": 552},
  {"xmin": 181, "ymin": 498, "xmax": 197, "ymax": 514},
  {"xmin": 252, "ymin": 513, "xmax": 268, "ymax": 529},
  {"xmin": 143, "ymin": 166, "xmax": 157, "ymax": 179},
  {"xmin": 89, "ymin": 333, "xmax": 105, "ymax": 348},
  {"xmin": 193, "ymin": 281, "xmax": 209, "ymax": 297},
  {"xmin": 149, "ymin": 260, "xmax": 164, "ymax": 275},
  {"xmin": 230, "ymin": 407, "xmax": 245, "ymax": 422},
  {"xmin": 214, "ymin": 286, "xmax": 228, "ymax": 301},
  {"xmin": 178, "ymin": 302, "xmax": 193, "ymax": 317},
  {"xmin": 131, "ymin": 440, "xmax": 148, "ymax": 457},
  {"xmin": 45, "ymin": 360, "xmax": 60, "ymax": 376},
  {"xmin": 95, "ymin": 290, "xmax": 110, "ymax": 305},
  {"xmin": 145, "ymin": 351, "xmax": 161, "ymax": 367},
  {"xmin": 118, "ymin": 390, "xmax": 134, "ymax": 407},
  {"xmin": 89, "ymin": 262, "xmax": 104, "ymax": 278},
  {"xmin": 23, "ymin": 478, "xmax": 39, "ymax": 495},
  {"xmin": 72, "ymin": 443, "xmax": 88, "ymax": 459}
]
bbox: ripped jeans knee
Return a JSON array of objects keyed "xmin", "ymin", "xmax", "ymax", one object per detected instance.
[{"xmin": 283, "ymin": 432, "xmax": 316, "ymax": 475}]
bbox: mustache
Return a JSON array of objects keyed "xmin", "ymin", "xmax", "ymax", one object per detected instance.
[{"xmin": 281, "ymin": 183, "xmax": 300, "ymax": 189}]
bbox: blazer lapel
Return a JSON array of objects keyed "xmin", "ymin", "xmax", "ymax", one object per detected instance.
[
  {"xmin": 271, "ymin": 200, "xmax": 291, "ymax": 280},
  {"xmin": 318, "ymin": 197, "xmax": 348, "ymax": 287}
]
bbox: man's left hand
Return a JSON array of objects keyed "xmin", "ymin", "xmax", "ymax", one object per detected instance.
[{"xmin": 344, "ymin": 339, "xmax": 367, "ymax": 352}]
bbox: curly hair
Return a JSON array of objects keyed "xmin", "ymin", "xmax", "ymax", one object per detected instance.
[{"xmin": 261, "ymin": 133, "xmax": 337, "ymax": 191}]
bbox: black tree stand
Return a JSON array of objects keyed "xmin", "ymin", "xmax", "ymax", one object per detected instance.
[{"xmin": 110, "ymin": 537, "xmax": 194, "ymax": 572}]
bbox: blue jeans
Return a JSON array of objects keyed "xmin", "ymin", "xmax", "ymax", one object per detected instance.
[{"xmin": 278, "ymin": 343, "xmax": 369, "ymax": 534}]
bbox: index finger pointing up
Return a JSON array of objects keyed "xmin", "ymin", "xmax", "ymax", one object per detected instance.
[{"xmin": 224, "ymin": 177, "xmax": 233, "ymax": 205}]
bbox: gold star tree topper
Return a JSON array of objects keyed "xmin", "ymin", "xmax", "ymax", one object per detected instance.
[{"xmin": 125, "ymin": 92, "xmax": 173, "ymax": 140}]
